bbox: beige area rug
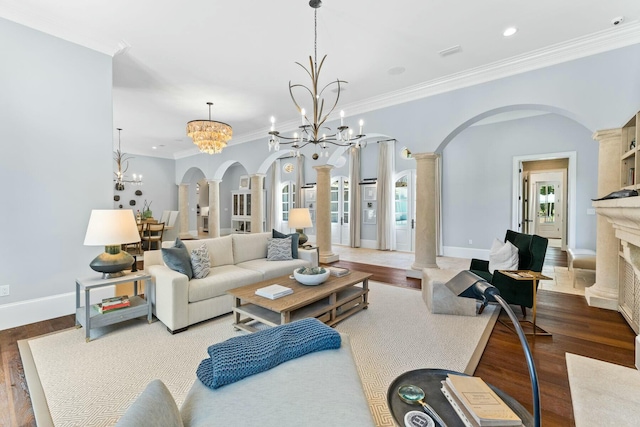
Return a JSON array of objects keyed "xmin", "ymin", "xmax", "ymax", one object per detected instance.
[
  {"xmin": 566, "ymin": 353, "xmax": 640, "ymax": 426},
  {"xmin": 21, "ymin": 281, "xmax": 498, "ymax": 427}
]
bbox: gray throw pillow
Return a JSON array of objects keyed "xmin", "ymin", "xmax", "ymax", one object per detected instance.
[
  {"xmin": 267, "ymin": 236, "xmax": 293, "ymax": 261},
  {"xmin": 190, "ymin": 243, "xmax": 211, "ymax": 279},
  {"xmin": 161, "ymin": 238, "xmax": 193, "ymax": 279},
  {"xmin": 272, "ymin": 229, "xmax": 299, "ymax": 258},
  {"xmin": 115, "ymin": 379, "xmax": 183, "ymax": 427}
]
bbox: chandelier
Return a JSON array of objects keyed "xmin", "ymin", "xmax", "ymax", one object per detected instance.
[
  {"xmin": 113, "ymin": 128, "xmax": 142, "ymax": 191},
  {"xmin": 268, "ymin": 0, "xmax": 365, "ymax": 160},
  {"xmin": 187, "ymin": 102, "xmax": 233, "ymax": 154}
]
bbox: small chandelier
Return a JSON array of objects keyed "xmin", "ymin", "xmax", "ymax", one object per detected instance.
[
  {"xmin": 268, "ymin": 0, "xmax": 365, "ymax": 160},
  {"xmin": 187, "ymin": 102, "xmax": 233, "ymax": 155},
  {"xmin": 113, "ymin": 128, "xmax": 142, "ymax": 191}
]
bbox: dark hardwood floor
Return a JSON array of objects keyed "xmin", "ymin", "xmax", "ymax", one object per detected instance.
[{"xmin": 1, "ymin": 247, "xmax": 635, "ymax": 427}]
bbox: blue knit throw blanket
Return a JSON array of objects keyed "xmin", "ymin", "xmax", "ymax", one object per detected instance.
[{"xmin": 196, "ymin": 318, "xmax": 341, "ymax": 389}]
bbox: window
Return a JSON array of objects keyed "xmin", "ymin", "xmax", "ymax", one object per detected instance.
[{"xmin": 281, "ymin": 181, "xmax": 296, "ymax": 222}]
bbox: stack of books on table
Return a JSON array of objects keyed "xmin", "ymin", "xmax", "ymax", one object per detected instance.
[
  {"xmin": 96, "ymin": 295, "xmax": 131, "ymax": 314},
  {"xmin": 440, "ymin": 374, "xmax": 523, "ymax": 427},
  {"xmin": 327, "ymin": 266, "xmax": 350, "ymax": 277},
  {"xmin": 255, "ymin": 284, "xmax": 293, "ymax": 300}
]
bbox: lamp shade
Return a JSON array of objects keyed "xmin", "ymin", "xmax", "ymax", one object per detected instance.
[
  {"xmin": 288, "ymin": 208, "xmax": 313, "ymax": 229},
  {"xmin": 84, "ymin": 210, "xmax": 141, "ymax": 246}
]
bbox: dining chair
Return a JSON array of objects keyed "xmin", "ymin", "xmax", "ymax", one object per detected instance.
[{"xmin": 142, "ymin": 222, "xmax": 165, "ymax": 250}]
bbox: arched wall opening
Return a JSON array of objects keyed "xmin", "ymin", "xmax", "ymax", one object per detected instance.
[{"xmin": 437, "ymin": 104, "xmax": 598, "ymax": 258}]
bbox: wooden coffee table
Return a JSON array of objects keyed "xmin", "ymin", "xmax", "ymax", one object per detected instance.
[{"xmin": 228, "ymin": 270, "xmax": 372, "ymax": 333}]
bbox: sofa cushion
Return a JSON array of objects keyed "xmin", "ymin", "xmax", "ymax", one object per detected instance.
[
  {"xmin": 115, "ymin": 379, "xmax": 183, "ymax": 427},
  {"xmin": 190, "ymin": 244, "xmax": 211, "ymax": 279},
  {"xmin": 181, "ymin": 236, "xmax": 234, "ymax": 268},
  {"xmin": 272, "ymin": 229, "xmax": 299, "ymax": 259},
  {"xmin": 236, "ymin": 258, "xmax": 310, "ymax": 281},
  {"xmin": 180, "ymin": 334, "xmax": 373, "ymax": 427},
  {"xmin": 232, "ymin": 233, "xmax": 269, "ymax": 264},
  {"xmin": 188, "ymin": 265, "xmax": 263, "ymax": 303},
  {"xmin": 267, "ymin": 236, "xmax": 293, "ymax": 261},
  {"xmin": 161, "ymin": 239, "xmax": 193, "ymax": 279}
]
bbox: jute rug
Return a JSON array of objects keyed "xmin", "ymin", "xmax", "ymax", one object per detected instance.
[{"xmin": 21, "ymin": 281, "xmax": 498, "ymax": 426}]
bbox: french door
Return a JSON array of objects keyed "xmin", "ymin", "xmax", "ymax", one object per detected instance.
[
  {"xmin": 330, "ymin": 176, "xmax": 350, "ymax": 245},
  {"xmin": 534, "ymin": 181, "xmax": 562, "ymax": 239},
  {"xmin": 394, "ymin": 170, "xmax": 416, "ymax": 252}
]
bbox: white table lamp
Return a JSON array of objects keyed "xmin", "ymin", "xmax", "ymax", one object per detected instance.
[
  {"xmin": 288, "ymin": 208, "xmax": 313, "ymax": 246},
  {"xmin": 84, "ymin": 209, "xmax": 141, "ymax": 278}
]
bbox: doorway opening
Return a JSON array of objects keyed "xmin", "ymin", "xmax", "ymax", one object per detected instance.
[{"xmin": 514, "ymin": 153, "xmax": 574, "ymax": 250}]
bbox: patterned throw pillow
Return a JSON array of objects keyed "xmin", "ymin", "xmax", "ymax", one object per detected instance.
[
  {"xmin": 267, "ymin": 236, "xmax": 293, "ymax": 261},
  {"xmin": 190, "ymin": 243, "xmax": 211, "ymax": 279}
]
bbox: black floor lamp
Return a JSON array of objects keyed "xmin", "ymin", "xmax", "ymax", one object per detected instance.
[{"xmin": 445, "ymin": 271, "xmax": 541, "ymax": 427}]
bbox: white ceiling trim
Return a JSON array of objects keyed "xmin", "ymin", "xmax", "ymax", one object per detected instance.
[
  {"xmin": 341, "ymin": 21, "xmax": 640, "ymax": 118},
  {"xmin": 0, "ymin": 3, "xmax": 122, "ymax": 56},
  {"xmin": 175, "ymin": 21, "xmax": 640, "ymax": 160}
]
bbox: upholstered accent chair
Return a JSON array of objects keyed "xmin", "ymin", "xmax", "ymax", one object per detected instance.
[{"xmin": 469, "ymin": 230, "xmax": 549, "ymax": 316}]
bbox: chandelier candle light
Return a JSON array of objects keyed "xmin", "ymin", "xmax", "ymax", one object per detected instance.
[
  {"xmin": 187, "ymin": 102, "xmax": 233, "ymax": 154},
  {"xmin": 114, "ymin": 128, "xmax": 142, "ymax": 191},
  {"xmin": 268, "ymin": 0, "xmax": 365, "ymax": 160}
]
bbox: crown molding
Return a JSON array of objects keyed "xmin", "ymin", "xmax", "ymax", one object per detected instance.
[
  {"xmin": 0, "ymin": 4, "xmax": 124, "ymax": 55},
  {"xmin": 339, "ymin": 21, "xmax": 640, "ymax": 117}
]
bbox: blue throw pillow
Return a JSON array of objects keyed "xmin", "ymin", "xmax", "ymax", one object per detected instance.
[
  {"xmin": 161, "ymin": 238, "xmax": 193, "ymax": 279},
  {"xmin": 272, "ymin": 229, "xmax": 299, "ymax": 258}
]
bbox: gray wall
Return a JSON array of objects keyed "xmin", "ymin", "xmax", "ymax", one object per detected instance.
[
  {"xmin": 442, "ymin": 113, "xmax": 598, "ymax": 251},
  {"xmin": 113, "ymin": 154, "xmax": 178, "ymax": 218},
  {"xmin": 0, "ymin": 18, "xmax": 113, "ymax": 304}
]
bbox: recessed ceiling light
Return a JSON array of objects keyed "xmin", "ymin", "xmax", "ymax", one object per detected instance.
[
  {"xmin": 152, "ymin": 146, "xmax": 157, "ymax": 149},
  {"xmin": 503, "ymin": 27, "xmax": 518, "ymax": 37},
  {"xmin": 388, "ymin": 66, "xmax": 406, "ymax": 76}
]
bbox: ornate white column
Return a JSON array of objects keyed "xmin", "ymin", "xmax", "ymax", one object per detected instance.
[
  {"xmin": 587, "ymin": 128, "xmax": 623, "ymax": 310},
  {"xmin": 178, "ymin": 183, "xmax": 192, "ymax": 239},
  {"xmin": 410, "ymin": 153, "xmax": 439, "ymax": 275},
  {"xmin": 250, "ymin": 174, "xmax": 265, "ymax": 233},
  {"xmin": 314, "ymin": 165, "xmax": 338, "ymax": 263},
  {"xmin": 207, "ymin": 179, "xmax": 221, "ymax": 238}
]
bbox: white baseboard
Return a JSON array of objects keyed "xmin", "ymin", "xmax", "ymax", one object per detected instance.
[
  {"xmin": 360, "ymin": 239, "xmax": 377, "ymax": 249},
  {"xmin": 443, "ymin": 246, "xmax": 489, "ymax": 260},
  {"xmin": 0, "ymin": 286, "xmax": 115, "ymax": 331}
]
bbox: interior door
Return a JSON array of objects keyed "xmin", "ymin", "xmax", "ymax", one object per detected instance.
[
  {"xmin": 534, "ymin": 181, "xmax": 562, "ymax": 239},
  {"xmin": 330, "ymin": 176, "xmax": 350, "ymax": 245},
  {"xmin": 394, "ymin": 171, "xmax": 416, "ymax": 252}
]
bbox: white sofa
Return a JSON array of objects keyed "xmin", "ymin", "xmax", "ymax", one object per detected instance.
[
  {"xmin": 115, "ymin": 334, "xmax": 373, "ymax": 427},
  {"xmin": 145, "ymin": 232, "xmax": 316, "ymax": 333}
]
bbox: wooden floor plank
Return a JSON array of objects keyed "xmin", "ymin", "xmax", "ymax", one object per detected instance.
[{"xmin": 0, "ymin": 252, "xmax": 634, "ymax": 427}]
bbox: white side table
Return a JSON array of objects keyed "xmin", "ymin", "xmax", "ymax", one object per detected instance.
[{"xmin": 75, "ymin": 271, "xmax": 153, "ymax": 342}]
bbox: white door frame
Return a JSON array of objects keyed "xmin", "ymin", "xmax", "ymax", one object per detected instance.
[{"xmin": 512, "ymin": 151, "xmax": 576, "ymax": 248}]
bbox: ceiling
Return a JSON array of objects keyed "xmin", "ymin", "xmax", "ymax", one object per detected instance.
[{"xmin": 2, "ymin": 0, "xmax": 640, "ymax": 159}]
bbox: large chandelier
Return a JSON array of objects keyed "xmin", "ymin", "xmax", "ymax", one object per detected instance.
[
  {"xmin": 187, "ymin": 102, "xmax": 233, "ymax": 155},
  {"xmin": 114, "ymin": 128, "xmax": 142, "ymax": 191},
  {"xmin": 268, "ymin": 0, "xmax": 365, "ymax": 160}
]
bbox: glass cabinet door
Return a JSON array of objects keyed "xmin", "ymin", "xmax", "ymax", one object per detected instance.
[
  {"xmin": 246, "ymin": 194, "xmax": 252, "ymax": 216},
  {"xmin": 233, "ymin": 194, "xmax": 239, "ymax": 216}
]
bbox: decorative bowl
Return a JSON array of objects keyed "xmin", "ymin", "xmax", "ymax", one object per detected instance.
[{"xmin": 293, "ymin": 267, "xmax": 330, "ymax": 286}]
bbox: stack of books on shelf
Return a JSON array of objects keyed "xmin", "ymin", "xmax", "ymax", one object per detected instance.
[
  {"xmin": 95, "ymin": 295, "xmax": 131, "ymax": 314},
  {"xmin": 327, "ymin": 266, "xmax": 350, "ymax": 277},
  {"xmin": 255, "ymin": 284, "xmax": 293, "ymax": 300},
  {"xmin": 441, "ymin": 374, "xmax": 522, "ymax": 427}
]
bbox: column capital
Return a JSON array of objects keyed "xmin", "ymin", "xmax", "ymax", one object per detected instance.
[
  {"xmin": 313, "ymin": 165, "xmax": 334, "ymax": 173},
  {"xmin": 206, "ymin": 178, "xmax": 222, "ymax": 183},
  {"xmin": 249, "ymin": 173, "xmax": 266, "ymax": 178},
  {"xmin": 179, "ymin": 182, "xmax": 190, "ymax": 187},
  {"xmin": 412, "ymin": 152, "xmax": 439, "ymax": 161},
  {"xmin": 592, "ymin": 128, "xmax": 622, "ymax": 143}
]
